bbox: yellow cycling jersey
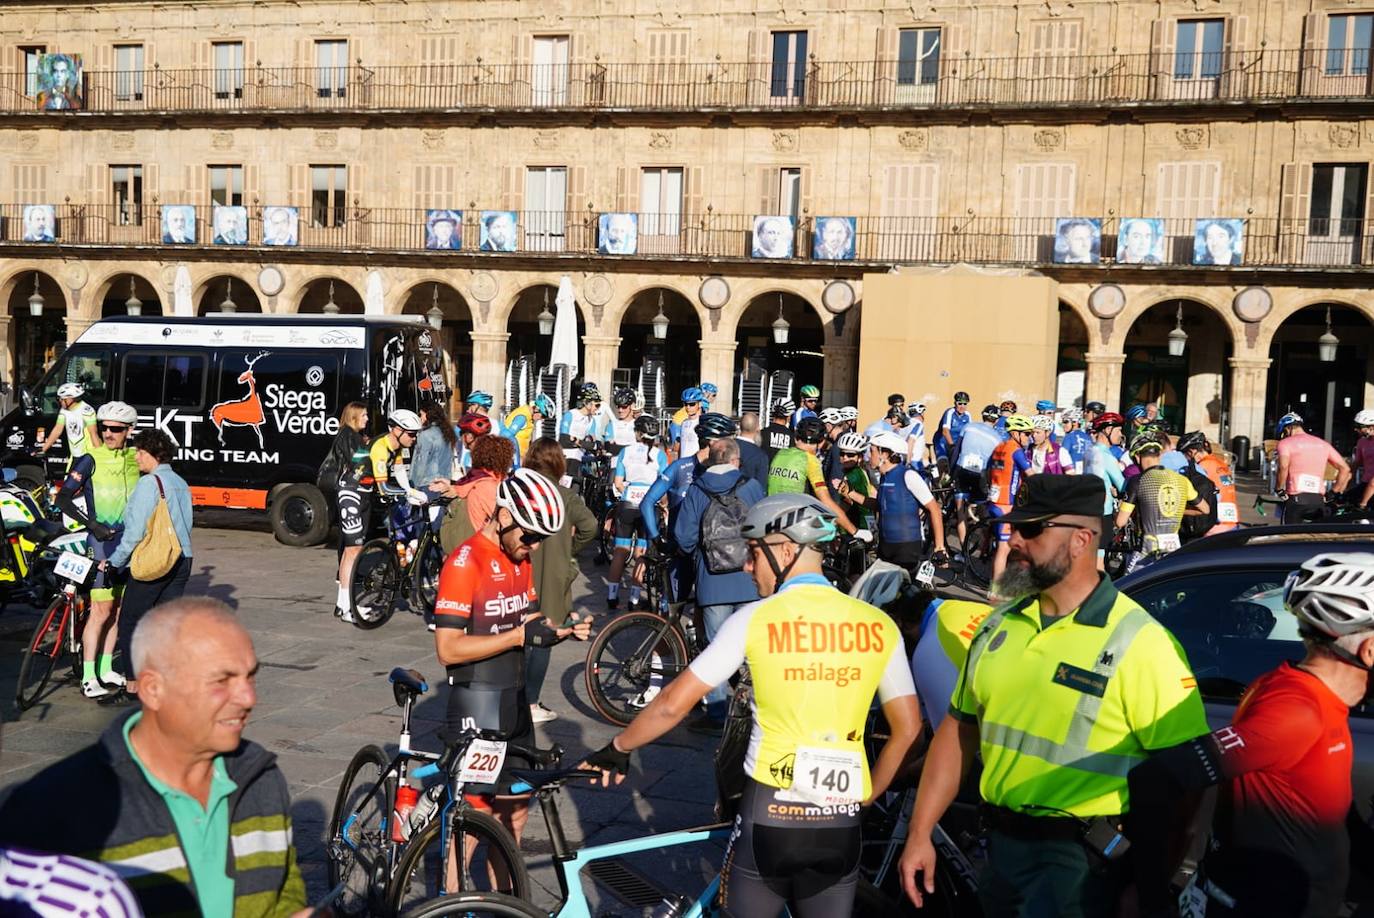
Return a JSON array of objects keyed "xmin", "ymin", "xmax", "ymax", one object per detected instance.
[
  {"xmin": 368, "ymin": 437, "xmax": 403, "ymax": 489},
  {"xmin": 688, "ymin": 574, "xmax": 915, "ymax": 801}
]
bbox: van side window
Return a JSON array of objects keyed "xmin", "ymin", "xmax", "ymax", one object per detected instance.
[
  {"xmin": 39, "ymin": 349, "xmax": 111, "ymax": 414},
  {"xmin": 122, "ymin": 353, "xmax": 207, "ymax": 409},
  {"xmin": 164, "ymin": 355, "xmax": 206, "ymax": 407}
]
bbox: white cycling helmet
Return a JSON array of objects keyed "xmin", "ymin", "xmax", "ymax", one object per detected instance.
[
  {"xmin": 495, "ymin": 468, "xmax": 566, "ymax": 537},
  {"xmin": 1284, "ymin": 553, "xmax": 1374, "ymax": 639},
  {"xmin": 1355, "ymin": 409, "xmax": 1374, "ymax": 427},
  {"xmin": 96, "ymin": 401, "xmax": 138, "ymax": 425},
  {"xmin": 387, "ymin": 408, "xmax": 422, "ymax": 432},
  {"xmin": 837, "ymin": 432, "xmax": 870, "ymax": 454},
  {"xmin": 1062, "ymin": 407, "xmax": 1084, "ymax": 424},
  {"xmin": 1032, "ymin": 414, "xmax": 1055, "ymax": 431},
  {"xmin": 56, "ymin": 383, "xmax": 84, "ymax": 400},
  {"xmin": 839, "ymin": 406, "xmax": 859, "ymax": 422},
  {"xmin": 911, "ymin": 402, "xmax": 927, "ymax": 415},
  {"xmin": 818, "ymin": 407, "xmax": 844, "ymax": 425},
  {"xmin": 870, "ymin": 431, "xmax": 908, "ymax": 455},
  {"xmin": 772, "ymin": 398, "xmax": 796, "ymax": 417}
]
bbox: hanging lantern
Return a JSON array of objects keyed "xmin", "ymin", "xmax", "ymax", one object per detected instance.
[
  {"xmin": 26, "ymin": 273, "xmax": 44, "ymax": 318},
  {"xmin": 1166, "ymin": 302, "xmax": 1187, "ymax": 357},
  {"xmin": 322, "ymin": 280, "xmax": 340, "ymax": 315},
  {"xmin": 219, "ymin": 277, "xmax": 237, "ymax": 313},
  {"xmin": 124, "ymin": 276, "xmax": 143, "ymax": 317},
  {"xmin": 772, "ymin": 293, "xmax": 790, "ymax": 345},
  {"xmin": 1317, "ymin": 305, "xmax": 1339, "ymax": 363},
  {"xmin": 537, "ymin": 287, "xmax": 555, "ymax": 336},
  {"xmin": 651, "ymin": 290, "xmax": 670, "ymax": 340},
  {"xmin": 426, "ymin": 283, "xmax": 444, "ymax": 329}
]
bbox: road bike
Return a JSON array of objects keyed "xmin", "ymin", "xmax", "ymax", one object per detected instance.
[
  {"xmin": 326, "ymin": 667, "xmax": 556, "ymax": 916},
  {"xmin": 349, "ymin": 495, "xmax": 451, "ymax": 629},
  {"xmin": 14, "ymin": 537, "xmax": 96, "ymax": 711},
  {"xmin": 576, "ymin": 445, "xmax": 615, "ymax": 564}
]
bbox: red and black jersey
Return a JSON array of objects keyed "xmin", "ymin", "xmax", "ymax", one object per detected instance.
[{"xmin": 434, "ymin": 532, "xmax": 539, "ymax": 686}]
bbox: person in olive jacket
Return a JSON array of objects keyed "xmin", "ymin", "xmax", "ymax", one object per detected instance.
[{"xmin": 522, "ymin": 437, "xmax": 598, "ymax": 723}]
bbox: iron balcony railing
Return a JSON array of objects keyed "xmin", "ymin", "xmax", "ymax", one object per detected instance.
[
  {"xmin": 3, "ymin": 49, "xmax": 1374, "ymax": 115},
  {"xmin": 3, "ymin": 204, "xmax": 1371, "ymax": 269}
]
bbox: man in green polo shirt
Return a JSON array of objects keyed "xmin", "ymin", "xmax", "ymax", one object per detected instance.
[{"xmin": 897, "ymin": 474, "xmax": 1207, "ymax": 917}]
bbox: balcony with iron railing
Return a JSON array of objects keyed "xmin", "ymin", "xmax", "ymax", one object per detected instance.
[
  {"xmin": 3, "ymin": 204, "xmax": 1372, "ymax": 271},
  {"xmin": 5, "ymin": 48, "xmax": 1374, "ymax": 119}
]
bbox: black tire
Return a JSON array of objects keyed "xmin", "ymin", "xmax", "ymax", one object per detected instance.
[
  {"xmin": 387, "ymin": 804, "xmax": 530, "ymax": 914},
  {"xmin": 350, "ymin": 538, "xmax": 400, "ymax": 630},
  {"xmin": 960, "ymin": 520, "xmax": 997, "ymax": 589},
  {"xmin": 271, "ymin": 483, "xmax": 331, "ymax": 547},
  {"xmin": 326, "ymin": 744, "xmax": 394, "ymax": 918},
  {"xmin": 584, "ymin": 611, "xmax": 690, "ymax": 726},
  {"xmin": 595, "ymin": 505, "xmax": 615, "ymax": 565},
  {"xmin": 399, "ymin": 891, "xmax": 545, "ymax": 918},
  {"xmin": 410, "ymin": 533, "xmax": 445, "ymax": 613},
  {"xmin": 13, "ymin": 464, "xmax": 46, "ymax": 492},
  {"xmin": 16, "ymin": 593, "xmax": 71, "ymax": 710}
]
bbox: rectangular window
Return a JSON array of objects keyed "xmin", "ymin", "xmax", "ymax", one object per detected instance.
[
  {"xmin": 647, "ymin": 29, "xmax": 690, "ymax": 86},
  {"xmin": 531, "ymin": 35, "xmax": 570, "ymax": 106},
  {"xmin": 111, "ymin": 164, "xmax": 143, "ymax": 226},
  {"xmin": 40, "ymin": 349, "xmax": 111, "ymax": 415},
  {"xmin": 1326, "ymin": 14, "xmax": 1374, "ymax": 76},
  {"xmin": 1308, "ymin": 163, "xmax": 1368, "ymax": 265},
  {"xmin": 213, "ymin": 42, "xmax": 245, "ymax": 99},
  {"xmin": 209, "ymin": 165, "xmax": 243, "ymax": 207},
  {"xmin": 1174, "ymin": 19, "xmax": 1224, "ymax": 80},
  {"xmin": 1028, "ymin": 19, "xmax": 1083, "ymax": 80},
  {"xmin": 897, "ymin": 28, "xmax": 941, "ymax": 86},
  {"xmin": 639, "ymin": 167, "xmax": 683, "ymax": 236},
  {"xmin": 880, "ymin": 163, "xmax": 940, "ymax": 259},
  {"xmin": 770, "ymin": 30, "xmax": 808, "ymax": 99},
  {"xmin": 121, "ymin": 353, "xmax": 206, "ymax": 409},
  {"xmin": 778, "ymin": 167, "xmax": 802, "ymax": 219},
  {"xmin": 1155, "ymin": 161, "xmax": 1221, "ymax": 237},
  {"xmin": 21, "ymin": 46, "xmax": 44, "ymax": 97},
  {"xmin": 315, "ymin": 40, "xmax": 348, "ymax": 99},
  {"xmin": 114, "ymin": 44, "xmax": 144, "ymax": 101},
  {"xmin": 310, "ymin": 164, "xmax": 347, "ymax": 227},
  {"xmin": 524, "ymin": 166, "xmax": 568, "ymax": 251}
]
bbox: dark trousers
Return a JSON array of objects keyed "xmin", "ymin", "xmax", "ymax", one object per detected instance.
[
  {"xmin": 978, "ymin": 829, "xmax": 1126, "ymax": 918},
  {"xmin": 116, "ymin": 555, "xmax": 192, "ymax": 680},
  {"xmin": 524, "ymin": 645, "xmax": 551, "ymax": 705}
]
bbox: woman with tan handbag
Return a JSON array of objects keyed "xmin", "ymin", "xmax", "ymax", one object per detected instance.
[{"xmin": 101, "ymin": 429, "xmax": 193, "ymax": 702}]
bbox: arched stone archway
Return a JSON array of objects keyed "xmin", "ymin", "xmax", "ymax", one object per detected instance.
[
  {"xmin": 99, "ymin": 273, "xmax": 163, "ymax": 318},
  {"xmin": 5, "ymin": 270, "xmax": 67, "ymax": 392},
  {"xmin": 1266, "ymin": 302, "xmax": 1374, "ymax": 452},
  {"xmin": 733, "ymin": 291, "xmax": 824, "ymax": 414},
  {"xmin": 402, "ymin": 281, "xmax": 474, "ymax": 398},
  {"xmin": 615, "ymin": 288, "xmax": 701, "ymax": 410},
  {"xmin": 197, "ymin": 275, "xmax": 263, "ymax": 315},
  {"xmin": 504, "ymin": 284, "xmax": 586, "ymax": 404},
  {"xmin": 1057, "ymin": 301, "xmax": 1091, "ymax": 409},
  {"xmin": 1120, "ymin": 298, "xmax": 1231, "ymax": 439},
  {"xmin": 298, "ymin": 278, "xmax": 364, "ymax": 315}
]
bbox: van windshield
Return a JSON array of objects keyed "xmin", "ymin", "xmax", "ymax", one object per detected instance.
[{"xmin": 37, "ymin": 348, "xmax": 112, "ymax": 415}]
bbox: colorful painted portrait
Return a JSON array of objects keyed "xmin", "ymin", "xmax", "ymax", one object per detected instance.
[
  {"xmin": 597, "ymin": 213, "xmax": 638, "ymax": 255},
  {"xmin": 812, "ymin": 216, "xmax": 856, "ymax": 261},
  {"xmin": 21, "ymin": 205, "xmax": 56, "ymax": 242},
  {"xmin": 480, "ymin": 210, "xmax": 518, "ymax": 252},
  {"xmin": 1117, "ymin": 218, "xmax": 1166, "ymax": 265},
  {"xmin": 262, "ymin": 206, "xmax": 300, "ymax": 246},
  {"xmin": 1193, "ymin": 219, "xmax": 1245, "ymax": 266},
  {"xmin": 425, "ymin": 209, "xmax": 463, "ymax": 250},
  {"xmin": 37, "ymin": 54, "xmax": 82, "ymax": 111},
  {"xmin": 1053, "ymin": 218, "xmax": 1102, "ymax": 264}
]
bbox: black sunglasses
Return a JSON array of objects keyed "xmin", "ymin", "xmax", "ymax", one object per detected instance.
[
  {"xmin": 1009, "ymin": 520, "xmax": 1088, "ymax": 539},
  {"xmin": 99, "ymin": 424, "xmax": 130, "ymax": 433},
  {"xmin": 499, "ymin": 523, "xmax": 548, "ymax": 546}
]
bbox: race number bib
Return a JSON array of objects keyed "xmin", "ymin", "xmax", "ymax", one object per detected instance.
[
  {"xmin": 1147, "ymin": 532, "xmax": 1181, "ymax": 553},
  {"xmin": 1216, "ymin": 501, "xmax": 1238, "ymax": 523},
  {"xmin": 914, "ymin": 560, "xmax": 936, "ymax": 589},
  {"xmin": 1178, "ymin": 874, "xmax": 1208, "ymax": 917},
  {"xmin": 1295, "ymin": 473, "xmax": 1322, "ymax": 495},
  {"xmin": 53, "ymin": 551, "xmax": 93, "ymax": 584},
  {"xmin": 987, "ymin": 484, "xmax": 1002, "ymax": 504},
  {"xmin": 623, "ymin": 484, "xmax": 649, "ymax": 506},
  {"xmin": 777, "ymin": 746, "xmax": 863, "ymax": 807},
  {"xmin": 458, "ymin": 739, "xmax": 508, "ymax": 786}
]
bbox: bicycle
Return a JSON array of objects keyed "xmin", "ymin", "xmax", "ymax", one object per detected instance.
[
  {"xmin": 349, "ymin": 494, "xmax": 451, "ymax": 630},
  {"xmin": 954, "ymin": 505, "xmax": 998, "ymax": 591},
  {"xmin": 14, "ymin": 533, "xmax": 96, "ymax": 711},
  {"xmin": 576, "ymin": 445, "xmax": 615, "ymax": 564},
  {"xmin": 823, "ymin": 532, "xmax": 870, "ymax": 592}
]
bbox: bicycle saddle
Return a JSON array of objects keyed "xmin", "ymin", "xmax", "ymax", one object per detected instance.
[{"xmin": 389, "ymin": 667, "xmax": 428, "ymax": 706}]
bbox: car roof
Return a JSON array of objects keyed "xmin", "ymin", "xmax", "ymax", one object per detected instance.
[
  {"xmin": 1117, "ymin": 524, "xmax": 1374, "ymax": 588},
  {"xmin": 98, "ymin": 315, "xmax": 426, "ymax": 327}
]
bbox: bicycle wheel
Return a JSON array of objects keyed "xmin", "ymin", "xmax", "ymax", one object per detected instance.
[
  {"xmin": 387, "ymin": 804, "xmax": 530, "ymax": 914},
  {"xmin": 585, "ymin": 611, "xmax": 691, "ymax": 726},
  {"xmin": 411, "ymin": 533, "xmax": 446, "ymax": 612},
  {"xmin": 350, "ymin": 538, "xmax": 401, "ymax": 630},
  {"xmin": 326, "ymin": 744, "xmax": 394, "ymax": 917},
  {"xmin": 399, "ymin": 891, "xmax": 545, "ymax": 918},
  {"xmin": 960, "ymin": 520, "xmax": 997, "ymax": 589},
  {"xmin": 15, "ymin": 593, "xmax": 71, "ymax": 711}
]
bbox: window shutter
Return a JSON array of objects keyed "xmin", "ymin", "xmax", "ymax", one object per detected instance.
[
  {"xmin": 1150, "ymin": 19, "xmax": 1174, "ymax": 94},
  {"xmin": 289, "ymin": 164, "xmax": 307, "ymax": 208},
  {"xmin": 194, "ymin": 41, "xmax": 210, "ymax": 69},
  {"xmin": 86, "ymin": 163, "xmax": 103, "ymax": 202},
  {"xmin": 413, "ymin": 165, "xmax": 428, "ymax": 212},
  {"xmin": 615, "ymin": 166, "xmax": 632, "ymax": 211},
  {"xmin": 685, "ymin": 166, "xmax": 704, "ymax": 217},
  {"xmin": 569, "ymin": 164, "xmax": 588, "ymax": 216},
  {"xmin": 1279, "ymin": 162, "xmax": 1312, "ymax": 261},
  {"xmin": 758, "ymin": 166, "xmax": 780, "ymax": 215},
  {"xmin": 143, "ymin": 41, "xmax": 156, "ymax": 69},
  {"xmin": 746, "ymin": 29, "xmax": 768, "ymax": 103},
  {"xmin": 876, "ymin": 27, "xmax": 898, "ymax": 87},
  {"xmin": 799, "ymin": 167, "xmax": 813, "ymax": 217},
  {"xmin": 1300, "ymin": 13, "xmax": 1323, "ymax": 93},
  {"xmin": 298, "ymin": 38, "xmax": 314, "ymax": 69},
  {"xmin": 1224, "ymin": 16, "xmax": 1249, "ymax": 97},
  {"xmin": 501, "ymin": 165, "xmax": 524, "ymax": 211},
  {"xmin": 95, "ymin": 45, "xmax": 112, "ymax": 71},
  {"xmin": 347, "ymin": 163, "xmax": 360, "ymax": 208},
  {"xmin": 243, "ymin": 40, "xmax": 257, "ymax": 68},
  {"xmin": 245, "ymin": 163, "xmax": 260, "ymax": 205}
]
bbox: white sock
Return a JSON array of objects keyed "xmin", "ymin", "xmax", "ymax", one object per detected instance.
[
  {"xmin": 337, "ymin": 585, "xmax": 350, "ymax": 609},
  {"xmin": 629, "ymin": 586, "xmax": 641, "ymax": 603},
  {"xmin": 608, "ymin": 583, "xmax": 620, "ymax": 599}
]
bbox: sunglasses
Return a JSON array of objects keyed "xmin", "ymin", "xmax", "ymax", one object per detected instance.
[
  {"xmin": 955, "ymin": 401, "xmax": 970, "ymax": 406},
  {"xmin": 499, "ymin": 523, "xmax": 548, "ymax": 546},
  {"xmin": 99, "ymin": 424, "xmax": 130, "ymax": 433},
  {"xmin": 1009, "ymin": 520, "xmax": 1088, "ymax": 539}
]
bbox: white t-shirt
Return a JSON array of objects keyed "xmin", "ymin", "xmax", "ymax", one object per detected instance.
[
  {"xmin": 901, "ymin": 468, "xmax": 936, "ymax": 504},
  {"xmin": 60, "ymin": 402, "xmax": 96, "ymax": 458}
]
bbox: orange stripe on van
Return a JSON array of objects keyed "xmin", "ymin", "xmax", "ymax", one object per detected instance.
[{"xmin": 191, "ymin": 487, "xmax": 268, "ymax": 510}]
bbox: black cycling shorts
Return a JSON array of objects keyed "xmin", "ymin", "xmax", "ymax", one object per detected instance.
[
  {"xmin": 953, "ymin": 467, "xmax": 985, "ymax": 501},
  {"xmin": 446, "ymin": 679, "xmax": 533, "ymax": 799},
  {"xmin": 1282, "ymin": 492, "xmax": 1326, "ymax": 525},
  {"xmin": 613, "ymin": 502, "xmax": 646, "ymax": 549},
  {"xmin": 719, "ymin": 778, "xmax": 861, "ymax": 918},
  {"xmin": 1099, "ymin": 513, "xmax": 1115, "ymax": 552},
  {"xmin": 337, "ymin": 482, "xmax": 371, "ymax": 549},
  {"xmin": 877, "ymin": 540, "xmax": 925, "ymax": 569}
]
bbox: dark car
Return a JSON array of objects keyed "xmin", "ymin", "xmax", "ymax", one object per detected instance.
[{"xmin": 1117, "ymin": 522, "xmax": 1374, "ymax": 806}]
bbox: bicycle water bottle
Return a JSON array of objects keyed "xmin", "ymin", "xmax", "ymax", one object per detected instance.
[
  {"xmin": 391, "ymin": 784, "xmax": 419, "ymax": 843},
  {"xmin": 650, "ymin": 895, "xmax": 689, "ymax": 918},
  {"xmin": 408, "ymin": 784, "xmax": 443, "ymax": 835}
]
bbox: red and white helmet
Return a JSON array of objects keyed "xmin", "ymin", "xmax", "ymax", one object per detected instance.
[{"xmin": 496, "ymin": 468, "xmax": 566, "ymax": 536}]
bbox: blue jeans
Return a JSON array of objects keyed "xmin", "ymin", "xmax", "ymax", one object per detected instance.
[{"xmin": 700, "ymin": 602, "xmax": 741, "ymax": 715}]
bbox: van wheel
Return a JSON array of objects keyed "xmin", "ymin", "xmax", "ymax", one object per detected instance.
[
  {"xmin": 271, "ymin": 484, "xmax": 330, "ymax": 547},
  {"xmin": 13, "ymin": 465, "xmax": 45, "ymax": 492}
]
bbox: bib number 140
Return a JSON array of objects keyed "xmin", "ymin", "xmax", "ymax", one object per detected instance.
[{"xmin": 778, "ymin": 746, "xmax": 863, "ymax": 807}]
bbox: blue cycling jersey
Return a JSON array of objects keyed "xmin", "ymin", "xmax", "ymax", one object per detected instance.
[
  {"xmin": 789, "ymin": 407, "xmax": 817, "ymax": 429},
  {"xmin": 1062, "ymin": 429, "xmax": 1093, "ymax": 470},
  {"xmin": 934, "ymin": 407, "xmax": 971, "ymax": 458},
  {"xmin": 639, "ymin": 456, "xmax": 702, "ymax": 540}
]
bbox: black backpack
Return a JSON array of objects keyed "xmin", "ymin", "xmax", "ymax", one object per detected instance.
[
  {"xmin": 700, "ymin": 479, "xmax": 750, "ymax": 574},
  {"xmin": 1180, "ymin": 461, "xmax": 1219, "ymax": 541}
]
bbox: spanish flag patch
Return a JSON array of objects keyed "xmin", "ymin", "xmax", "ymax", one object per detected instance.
[{"xmin": 1180, "ymin": 676, "xmax": 1198, "ymax": 690}]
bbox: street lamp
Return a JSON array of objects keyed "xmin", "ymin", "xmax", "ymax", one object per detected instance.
[
  {"xmin": 651, "ymin": 290, "xmax": 670, "ymax": 340},
  {"xmin": 219, "ymin": 277, "xmax": 237, "ymax": 314},
  {"xmin": 426, "ymin": 283, "xmax": 444, "ymax": 330},
  {"xmin": 772, "ymin": 293, "xmax": 790, "ymax": 345},
  {"xmin": 1166, "ymin": 302, "xmax": 1187, "ymax": 357},
  {"xmin": 124, "ymin": 276, "xmax": 143, "ymax": 317},
  {"xmin": 1318, "ymin": 305, "xmax": 1340, "ymax": 362},
  {"xmin": 322, "ymin": 280, "xmax": 340, "ymax": 315},
  {"xmin": 537, "ymin": 287, "xmax": 555, "ymax": 336},
  {"xmin": 26, "ymin": 273, "xmax": 44, "ymax": 318}
]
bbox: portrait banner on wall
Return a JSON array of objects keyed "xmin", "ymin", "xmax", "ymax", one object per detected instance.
[
  {"xmin": 262, "ymin": 206, "xmax": 300, "ymax": 246},
  {"xmin": 1116, "ymin": 218, "xmax": 1166, "ymax": 265},
  {"xmin": 812, "ymin": 216, "xmax": 857, "ymax": 261},
  {"xmin": 1194, "ymin": 219, "xmax": 1245, "ymax": 266},
  {"xmin": 212, "ymin": 205, "xmax": 248, "ymax": 246},
  {"xmin": 37, "ymin": 53, "xmax": 82, "ymax": 111},
  {"xmin": 751, "ymin": 215, "xmax": 795, "ymax": 259},
  {"xmin": 480, "ymin": 210, "xmax": 518, "ymax": 252},
  {"xmin": 1053, "ymin": 217, "xmax": 1102, "ymax": 264},
  {"xmin": 21, "ymin": 205, "xmax": 57, "ymax": 242},
  {"xmin": 425, "ymin": 209, "xmax": 463, "ymax": 250},
  {"xmin": 597, "ymin": 213, "xmax": 638, "ymax": 255},
  {"xmin": 161, "ymin": 205, "xmax": 196, "ymax": 245}
]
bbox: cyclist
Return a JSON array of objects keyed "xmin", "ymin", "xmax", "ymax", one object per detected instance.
[
  {"xmin": 1114, "ymin": 430, "xmax": 1208, "ymax": 573},
  {"xmin": 503, "ymin": 393, "xmax": 554, "ymax": 460},
  {"xmin": 1033, "ymin": 399, "xmax": 1059, "ymax": 439},
  {"xmin": 1353, "ymin": 408, "xmax": 1374, "ymax": 510},
  {"xmin": 38, "ymin": 381, "xmax": 97, "ymax": 465},
  {"xmin": 1085, "ymin": 412, "xmax": 1127, "ymax": 570},
  {"xmin": 1178, "ymin": 430, "xmax": 1239, "ymax": 535},
  {"xmin": 583, "ymin": 494, "xmax": 921, "ymax": 918},
  {"xmin": 669, "ymin": 386, "xmax": 705, "ymax": 461},
  {"xmin": 993, "ymin": 399, "xmax": 1017, "ymax": 432},
  {"xmin": 1083, "ymin": 400, "xmax": 1106, "ymax": 429},
  {"xmin": 762, "ymin": 399, "xmax": 796, "ymax": 458},
  {"xmin": 933, "ymin": 391, "xmax": 971, "ymax": 464},
  {"xmin": 791, "ymin": 385, "xmax": 821, "ymax": 428},
  {"xmin": 985, "ymin": 414, "xmax": 1035, "ymax": 588},
  {"xmin": 607, "ymin": 415, "xmax": 668, "ymax": 610},
  {"xmin": 947, "ymin": 414, "xmax": 1005, "ymax": 550},
  {"xmin": 463, "ymin": 390, "xmax": 495, "ymax": 418},
  {"xmin": 909, "ymin": 594, "xmax": 993, "ymax": 730},
  {"xmin": 1060, "ymin": 408, "xmax": 1091, "ymax": 473},
  {"xmin": 559, "ymin": 383, "xmax": 604, "ymax": 482},
  {"xmin": 700, "ymin": 381, "xmax": 720, "ymax": 410},
  {"xmin": 833, "ymin": 432, "xmax": 874, "ymax": 531},
  {"xmin": 1125, "ymin": 403, "xmax": 1149, "ymax": 434},
  {"xmin": 768, "ymin": 417, "xmax": 868, "ymax": 542},
  {"xmin": 455, "ymin": 411, "xmax": 493, "ymax": 473},
  {"xmin": 434, "ymin": 467, "xmax": 590, "ymax": 845},
  {"xmin": 865, "ymin": 394, "xmax": 906, "ymax": 437},
  {"xmin": 905, "ymin": 403, "xmax": 928, "ymax": 467},
  {"xmin": 1275, "ymin": 412, "xmax": 1351, "ymax": 523},
  {"xmin": 55, "ymin": 401, "xmax": 140, "ymax": 700},
  {"xmin": 369, "ymin": 408, "xmax": 423, "ymax": 497},
  {"xmin": 839, "ymin": 405, "xmax": 860, "ymax": 434},
  {"xmin": 1128, "ymin": 552, "xmax": 1374, "ymax": 918},
  {"xmin": 1028, "ymin": 414, "xmax": 1074, "ymax": 474},
  {"xmin": 980, "ymin": 404, "xmax": 999, "ymax": 424},
  {"xmin": 606, "ymin": 387, "xmax": 638, "ymax": 453},
  {"xmin": 866, "ymin": 430, "xmax": 948, "ymax": 570}
]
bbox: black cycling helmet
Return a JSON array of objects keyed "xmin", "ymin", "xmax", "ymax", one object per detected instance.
[
  {"xmin": 981, "ymin": 404, "xmax": 999, "ymax": 422},
  {"xmin": 1084, "ymin": 400, "xmax": 1107, "ymax": 415},
  {"xmin": 634, "ymin": 415, "xmax": 660, "ymax": 439},
  {"xmin": 953, "ymin": 391, "xmax": 970, "ymax": 405},
  {"xmin": 795, "ymin": 416, "xmax": 826, "ymax": 444},
  {"xmin": 578, "ymin": 382, "xmax": 601, "ymax": 404},
  {"xmin": 1176, "ymin": 430, "xmax": 1209, "ymax": 454},
  {"xmin": 612, "ymin": 387, "xmax": 636, "ymax": 408},
  {"xmin": 696, "ymin": 412, "xmax": 738, "ymax": 444}
]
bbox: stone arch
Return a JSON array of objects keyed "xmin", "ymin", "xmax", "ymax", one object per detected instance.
[
  {"xmin": 1057, "ymin": 300, "xmax": 1092, "ymax": 409},
  {"xmin": 1255, "ymin": 291, "xmax": 1374, "ymax": 356},
  {"xmin": 717, "ymin": 281, "xmax": 827, "ymax": 341},
  {"xmin": 1108, "ymin": 288, "xmax": 1240, "ymax": 353},
  {"xmin": 4, "ymin": 268, "xmax": 68, "ymax": 391},
  {"xmin": 400, "ymin": 279, "xmax": 475, "ymax": 397},
  {"xmin": 504, "ymin": 283, "xmax": 587, "ymax": 382},
  {"xmin": 488, "ymin": 274, "xmax": 594, "ymax": 332},
  {"xmin": 1119, "ymin": 296, "xmax": 1235, "ymax": 438},
  {"xmin": 614, "ymin": 286, "xmax": 704, "ymax": 403},
  {"xmin": 197, "ymin": 274, "xmax": 264, "ymax": 315},
  {"xmin": 602, "ymin": 276, "xmax": 708, "ymax": 335},
  {"xmin": 1262, "ymin": 298, "xmax": 1374, "ymax": 451},
  {"xmin": 294, "ymin": 276, "xmax": 365, "ymax": 315},
  {"xmin": 95, "ymin": 272, "xmax": 164, "ymax": 317}
]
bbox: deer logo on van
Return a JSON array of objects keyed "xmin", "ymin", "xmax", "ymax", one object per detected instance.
[{"xmin": 210, "ymin": 351, "xmax": 269, "ymax": 449}]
